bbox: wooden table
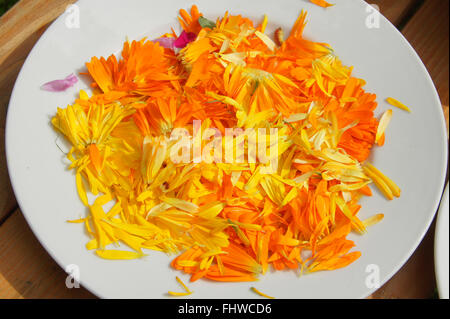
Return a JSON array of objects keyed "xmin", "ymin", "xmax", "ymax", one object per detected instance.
[{"xmin": 0, "ymin": 0, "xmax": 448, "ymax": 299}]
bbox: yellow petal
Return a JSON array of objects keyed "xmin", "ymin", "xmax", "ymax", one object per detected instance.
[
  {"xmin": 251, "ymin": 287, "xmax": 275, "ymax": 299},
  {"xmin": 95, "ymin": 249, "xmax": 144, "ymax": 260},
  {"xmin": 167, "ymin": 291, "xmax": 192, "ymax": 297},
  {"xmin": 335, "ymin": 197, "xmax": 366, "ymax": 233},
  {"xmin": 363, "ymin": 214, "xmax": 384, "ymax": 227},
  {"xmin": 376, "ymin": 109, "xmax": 393, "ymax": 143},
  {"xmin": 386, "ymin": 97, "xmax": 411, "ymax": 112},
  {"xmin": 162, "ymin": 197, "xmax": 199, "ymax": 213},
  {"xmin": 76, "ymin": 172, "xmax": 89, "ymax": 206},
  {"xmin": 255, "ymin": 31, "xmax": 276, "ymax": 51},
  {"xmin": 363, "ymin": 166, "xmax": 394, "ymax": 200},
  {"xmin": 364, "ymin": 163, "xmax": 401, "ymax": 197},
  {"xmin": 260, "ymin": 14, "xmax": 268, "ymax": 33}
]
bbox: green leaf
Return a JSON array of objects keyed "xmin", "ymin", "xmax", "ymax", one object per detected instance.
[{"xmin": 198, "ymin": 16, "xmax": 216, "ymax": 29}]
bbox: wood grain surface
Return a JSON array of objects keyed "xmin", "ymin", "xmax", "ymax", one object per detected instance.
[
  {"xmin": 402, "ymin": 0, "xmax": 449, "ymax": 106},
  {"xmin": 0, "ymin": 0, "xmax": 448, "ymax": 299},
  {"xmin": 0, "ymin": 0, "xmax": 75, "ymax": 222},
  {"xmin": 371, "ymin": 0, "xmax": 449, "ymax": 298},
  {"xmin": 0, "ymin": 210, "xmax": 94, "ymax": 298},
  {"xmin": 371, "ymin": 0, "xmax": 420, "ymax": 26},
  {"xmin": 0, "ymin": 0, "xmax": 77, "ymax": 65}
]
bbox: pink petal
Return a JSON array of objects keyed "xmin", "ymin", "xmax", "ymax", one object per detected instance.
[
  {"xmin": 42, "ymin": 73, "xmax": 78, "ymax": 92},
  {"xmin": 173, "ymin": 31, "xmax": 197, "ymax": 49},
  {"xmin": 152, "ymin": 37, "xmax": 176, "ymax": 50}
]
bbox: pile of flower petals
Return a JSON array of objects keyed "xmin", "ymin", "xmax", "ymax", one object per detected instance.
[{"xmin": 52, "ymin": 6, "xmax": 400, "ymax": 283}]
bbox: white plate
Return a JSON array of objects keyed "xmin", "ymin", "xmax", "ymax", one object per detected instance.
[
  {"xmin": 435, "ymin": 183, "xmax": 449, "ymax": 299},
  {"xmin": 5, "ymin": 0, "xmax": 448, "ymax": 298}
]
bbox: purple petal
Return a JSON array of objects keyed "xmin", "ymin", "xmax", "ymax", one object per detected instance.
[
  {"xmin": 42, "ymin": 73, "xmax": 78, "ymax": 92},
  {"xmin": 64, "ymin": 73, "xmax": 78, "ymax": 84},
  {"xmin": 152, "ymin": 37, "xmax": 176, "ymax": 50},
  {"xmin": 174, "ymin": 31, "xmax": 197, "ymax": 49}
]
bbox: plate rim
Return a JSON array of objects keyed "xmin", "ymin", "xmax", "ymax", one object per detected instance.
[{"xmin": 435, "ymin": 182, "xmax": 449, "ymax": 299}]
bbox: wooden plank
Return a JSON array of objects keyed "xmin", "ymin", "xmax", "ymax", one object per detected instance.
[
  {"xmin": 0, "ymin": 209, "xmax": 95, "ymax": 298},
  {"xmin": 0, "ymin": 0, "xmax": 76, "ymax": 65},
  {"xmin": 0, "ymin": 25, "xmax": 50, "ymax": 223},
  {"xmin": 371, "ymin": 0, "xmax": 449, "ymax": 298},
  {"xmin": 370, "ymin": 0, "xmax": 419, "ymax": 27},
  {"xmin": 0, "ymin": 0, "xmax": 75, "ymax": 222},
  {"xmin": 401, "ymin": 0, "xmax": 449, "ymax": 106},
  {"xmin": 0, "ymin": 99, "xmax": 15, "ymax": 222},
  {"xmin": 444, "ymin": 104, "xmax": 449, "ymax": 136}
]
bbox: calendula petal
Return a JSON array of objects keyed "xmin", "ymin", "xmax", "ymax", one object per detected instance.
[
  {"xmin": 376, "ymin": 109, "xmax": 393, "ymax": 144},
  {"xmin": 95, "ymin": 249, "xmax": 144, "ymax": 260},
  {"xmin": 386, "ymin": 97, "xmax": 411, "ymax": 112}
]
